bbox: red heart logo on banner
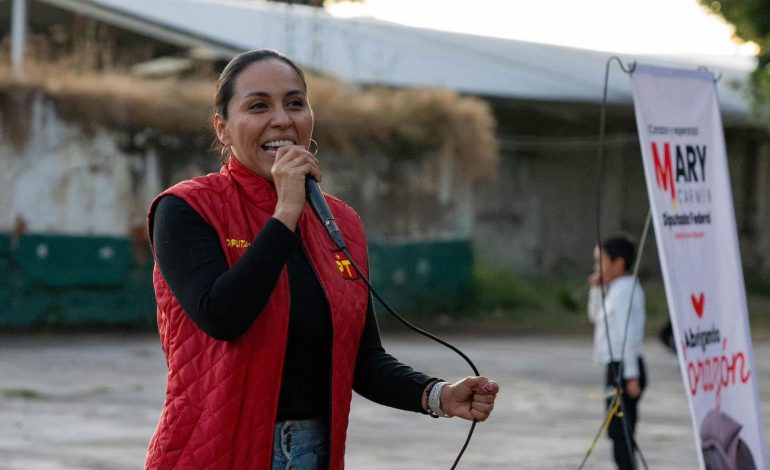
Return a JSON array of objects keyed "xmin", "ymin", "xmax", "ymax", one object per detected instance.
[{"xmin": 691, "ymin": 293, "xmax": 705, "ymax": 318}]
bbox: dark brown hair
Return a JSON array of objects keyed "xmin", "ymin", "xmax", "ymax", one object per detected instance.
[{"xmin": 214, "ymin": 49, "xmax": 307, "ymax": 120}]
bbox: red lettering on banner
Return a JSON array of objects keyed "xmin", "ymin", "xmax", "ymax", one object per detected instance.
[
  {"xmin": 674, "ymin": 231, "xmax": 705, "ymax": 239},
  {"xmin": 738, "ymin": 352, "xmax": 751, "ymax": 383},
  {"xmin": 652, "ymin": 142, "xmax": 676, "ymax": 207},
  {"xmin": 686, "ymin": 338, "xmax": 751, "ymax": 404}
]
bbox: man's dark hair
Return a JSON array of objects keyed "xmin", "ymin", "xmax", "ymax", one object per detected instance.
[{"xmin": 601, "ymin": 235, "xmax": 637, "ymax": 273}]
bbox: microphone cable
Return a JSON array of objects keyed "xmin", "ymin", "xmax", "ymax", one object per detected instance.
[{"xmin": 306, "ymin": 177, "xmax": 480, "ymax": 470}]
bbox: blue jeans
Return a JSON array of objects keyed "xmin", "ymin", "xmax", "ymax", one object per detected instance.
[{"xmin": 271, "ymin": 418, "xmax": 329, "ymax": 470}]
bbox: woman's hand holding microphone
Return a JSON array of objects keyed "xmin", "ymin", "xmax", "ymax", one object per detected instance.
[{"xmin": 271, "ymin": 145, "xmax": 321, "ymax": 231}]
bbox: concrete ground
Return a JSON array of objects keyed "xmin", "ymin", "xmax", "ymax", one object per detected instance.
[{"xmin": 0, "ymin": 332, "xmax": 768, "ymax": 469}]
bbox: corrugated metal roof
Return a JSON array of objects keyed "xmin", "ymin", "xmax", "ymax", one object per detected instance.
[{"xmin": 38, "ymin": 0, "xmax": 756, "ymax": 115}]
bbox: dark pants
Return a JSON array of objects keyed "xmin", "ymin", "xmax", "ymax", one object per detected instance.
[{"xmin": 605, "ymin": 358, "xmax": 647, "ymax": 470}]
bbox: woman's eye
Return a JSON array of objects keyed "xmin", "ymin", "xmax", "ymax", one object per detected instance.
[
  {"xmin": 248, "ymin": 102, "xmax": 267, "ymax": 110},
  {"xmin": 288, "ymin": 99, "xmax": 304, "ymax": 108}
]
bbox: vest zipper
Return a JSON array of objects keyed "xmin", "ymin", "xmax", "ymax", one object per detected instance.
[{"xmin": 296, "ymin": 223, "xmax": 335, "ymax": 467}]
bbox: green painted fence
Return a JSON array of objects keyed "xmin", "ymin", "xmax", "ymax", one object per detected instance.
[
  {"xmin": 0, "ymin": 233, "xmax": 155, "ymax": 328},
  {"xmin": 368, "ymin": 239, "xmax": 474, "ymax": 313},
  {"xmin": 0, "ymin": 233, "xmax": 473, "ymax": 328}
]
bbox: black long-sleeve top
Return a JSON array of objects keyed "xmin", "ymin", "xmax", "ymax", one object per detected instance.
[{"xmin": 152, "ymin": 195, "xmax": 432, "ymax": 421}]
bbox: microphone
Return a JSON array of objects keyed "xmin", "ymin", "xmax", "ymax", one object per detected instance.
[{"xmin": 305, "ymin": 176, "xmax": 346, "ymax": 250}]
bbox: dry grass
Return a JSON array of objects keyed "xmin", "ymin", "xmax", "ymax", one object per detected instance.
[
  {"xmin": 0, "ymin": 55, "xmax": 498, "ymax": 181},
  {"xmin": 0, "ymin": 61, "xmax": 213, "ymax": 134},
  {"xmin": 311, "ymin": 79, "xmax": 498, "ymax": 182}
]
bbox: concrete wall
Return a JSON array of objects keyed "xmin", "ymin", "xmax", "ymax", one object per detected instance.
[
  {"xmin": 2, "ymin": 92, "xmax": 768, "ymax": 279},
  {"xmin": 322, "ymin": 146, "xmax": 475, "ymax": 242},
  {"xmin": 756, "ymin": 143, "xmax": 770, "ymax": 272},
  {"xmin": 473, "ymin": 100, "xmax": 770, "ymax": 277},
  {"xmin": 473, "ymin": 134, "xmax": 645, "ymax": 276},
  {"xmin": 0, "ymin": 91, "xmax": 474, "ymax": 243},
  {"xmin": 0, "ymin": 91, "xmax": 479, "ymax": 323},
  {"xmin": 0, "ymin": 92, "xmax": 161, "ymax": 237}
]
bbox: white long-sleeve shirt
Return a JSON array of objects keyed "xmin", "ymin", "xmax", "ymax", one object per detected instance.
[{"xmin": 587, "ymin": 275, "xmax": 646, "ymax": 379}]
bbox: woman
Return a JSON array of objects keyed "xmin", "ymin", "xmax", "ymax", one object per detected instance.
[{"xmin": 146, "ymin": 49, "xmax": 499, "ymax": 470}]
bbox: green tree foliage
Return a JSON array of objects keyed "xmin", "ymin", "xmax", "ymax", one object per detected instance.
[
  {"xmin": 700, "ymin": 0, "xmax": 770, "ymax": 55},
  {"xmin": 700, "ymin": 0, "xmax": 770, "ymax": 124}
]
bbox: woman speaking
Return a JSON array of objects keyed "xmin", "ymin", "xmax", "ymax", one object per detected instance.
[{"xmin": 146, "ymin": 49, "xmax": 499, "ymax": 470}]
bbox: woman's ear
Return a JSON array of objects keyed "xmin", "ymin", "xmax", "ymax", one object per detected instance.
[{"xmin": 213, "ymin": 114, "xmax": 231, "ymax": 146}]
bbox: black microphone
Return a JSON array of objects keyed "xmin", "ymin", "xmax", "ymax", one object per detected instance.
[{"xmin": 305, "ymin": 176, "xmax": 346, "ymax": 250}]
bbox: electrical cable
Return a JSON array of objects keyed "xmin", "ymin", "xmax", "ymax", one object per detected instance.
[
  {"xmin": 579, "ymin": 54, "xmax": 636, "ymax": 469},
  {"xmin": 617, "ymin": 211, "xmax": 652, "ymax": 470},
  {"xmin": 577, "ymin": 55, "xmax": 651, "ymax": 470},
  {"xmin": 580, "ymin": 58, "xmax": 723, "ymax": 470},
  {"xmin": 342, "ymin": 246, "xmax": 480, "ymax": 470},
  {"xmin": 305, "ymin": 177, "xmax": 481, "ymax": 469}
]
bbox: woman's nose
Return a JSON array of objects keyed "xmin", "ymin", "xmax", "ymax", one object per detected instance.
[{"xmin": 270, "ymin": 108, "xmax": 292, "ymax": 128}]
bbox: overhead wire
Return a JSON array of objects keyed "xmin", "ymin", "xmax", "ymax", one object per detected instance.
[{"xmin": 577, "ymin": 55, "xmax": 651, "ymax": 470}]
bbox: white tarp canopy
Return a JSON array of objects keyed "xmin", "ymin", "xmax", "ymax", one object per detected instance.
[{"xmin": 37, "ymin": 0, "xmax": 756, "ymax": 116}]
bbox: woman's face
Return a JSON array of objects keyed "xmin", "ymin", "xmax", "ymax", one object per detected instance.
[{"xmin": 215, "ymin": 59, "xmax": 314, "ymax": 181}]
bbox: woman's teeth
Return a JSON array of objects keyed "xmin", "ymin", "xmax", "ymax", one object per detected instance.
[{"xmin": 263, "ymin": 140, "xmax": 295, "ymax": 150}]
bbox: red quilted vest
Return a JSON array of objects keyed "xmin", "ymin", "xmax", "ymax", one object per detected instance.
[{"xmin": 145, "ymin": 156, "xmax": 369, "ymax": 469}]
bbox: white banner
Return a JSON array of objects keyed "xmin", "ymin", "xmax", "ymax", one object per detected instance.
[{"xmin": 631, "ymin": 64, "xmax": 768, "ymax": 470}]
